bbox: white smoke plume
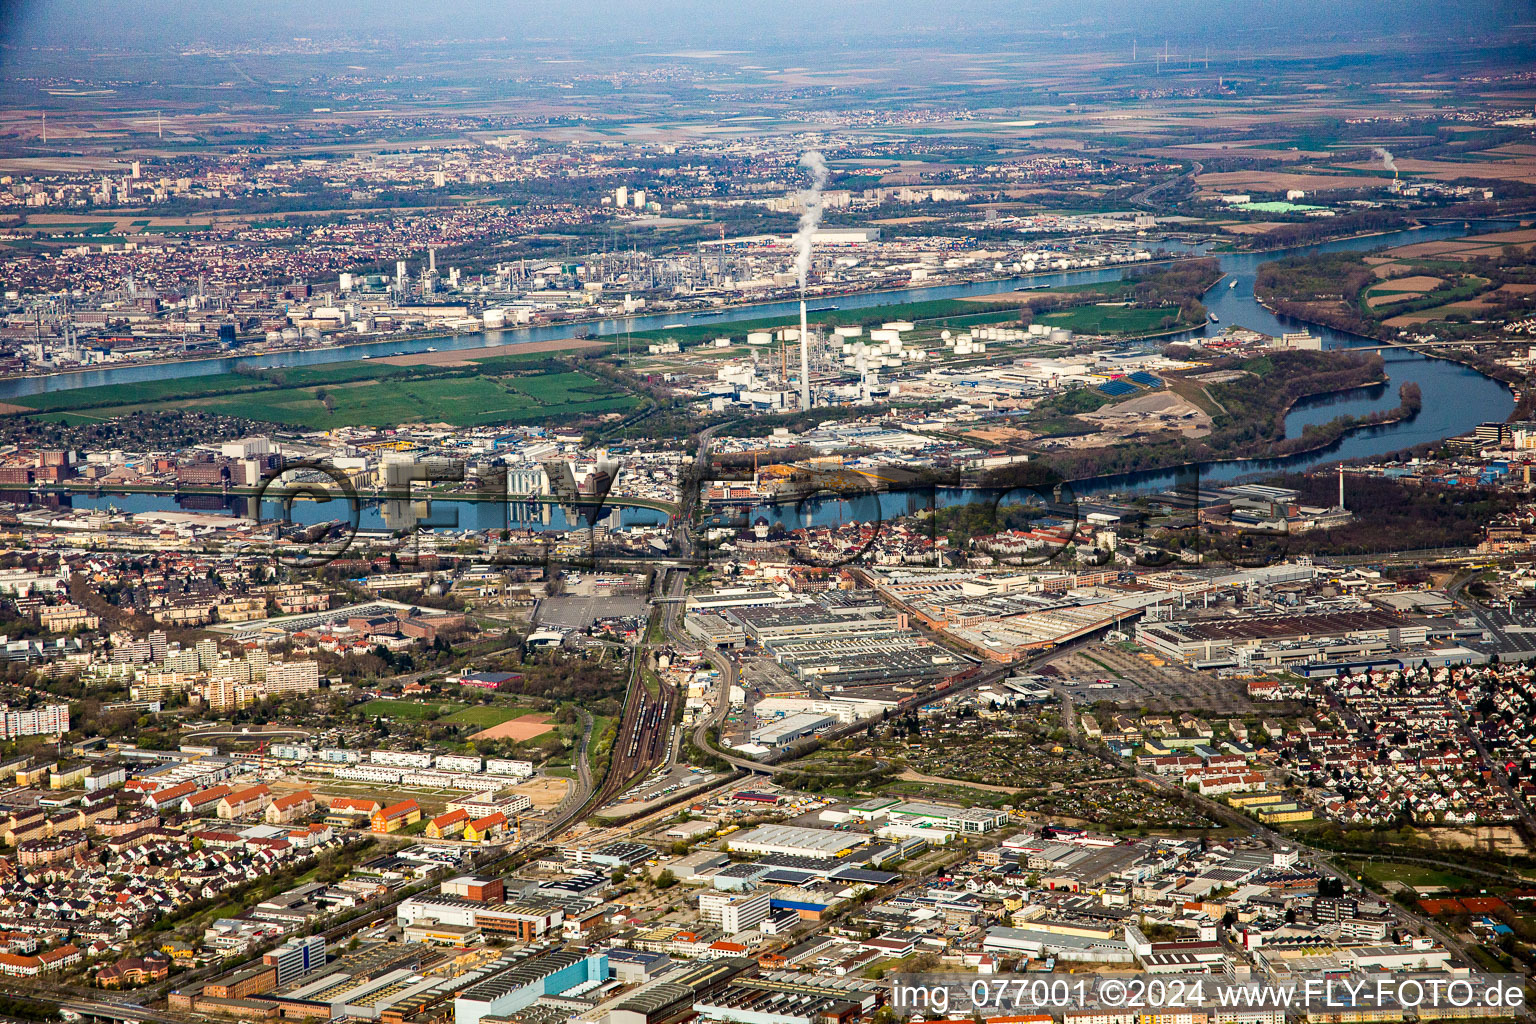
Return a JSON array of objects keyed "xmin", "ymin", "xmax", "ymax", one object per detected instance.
[
  {"xmin": 1371, "ymin": 146, "xmax": 1397, "ymax": 174},
  {"xmin": 793, "ymin": 150, "xmax": 829, "ymax": 290}
]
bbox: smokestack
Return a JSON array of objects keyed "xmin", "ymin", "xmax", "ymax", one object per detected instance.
[
  {"xmin": 793, "ymin": 151, "xmax": 829, "ymax": 291},
  {"xmin": 1372, "ymin": 147, "xmax": 1397, "ymax": 178},
  {"xmin": 793, "ymin": 151, "xmax": 828, "ymax": 413},
  {"xmin": 800, "ymin": 300, "xmax": 811, "ymax": 411},
  {"xmin": 1338, "ymin": 465, "xmax": 1345, "ymax": 510}
]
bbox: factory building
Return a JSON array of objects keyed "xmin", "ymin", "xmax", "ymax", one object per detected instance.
[
  {"xmin": 749, "ymin": 712, "xmax": 834, "ymax": 747},
  {"xmin": 453, "ymin": 948, "xmax": 607, "ymax": 1024},
  {"xmin": 1136, "ymin": 609, "xmax": 1427, "ymax": 665},
  {"xmin": 727, "ymin": 824, "xmax": 868, "ymax": 860}
]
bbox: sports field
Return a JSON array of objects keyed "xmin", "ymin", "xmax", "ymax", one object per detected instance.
[
  {"xmin": 471, "ymin": 713, "xmax": 556, "ymax": 741},
  {"xmin": 444, "ymin": 705, "xmax": 537, "ymax": 728},
  {"xmin": 360, "ymin": 698, "xmax": 467, "ymax": 720}
]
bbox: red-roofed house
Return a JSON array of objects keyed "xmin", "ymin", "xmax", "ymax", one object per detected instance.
[
  {"xmin": 265, "ymin": 790, "xmax": 316, "ymax": 825},
  {"xmin": 370, "ymin": 799, "xmax": 420, "ymax": 834},
  {"xmin": 217, "ymin": 784, "xmax": 271, "ymax": 820},
  {"xmin": 183, "ymin": 785, "xmax": 231, "ymax": 816},
  {"xmin": 426, "ymin": 809, "xmax": 470, "ymax": 839},
  {"xmin": 286, "ymin": 824, "xmax": 333, "ymax": 850},
  {"xmin": 144, "ymin": 782, "xmax": 196, "ymax": 812},
  {"xmin": 327, "ymin": 797, "xmax": 380, "ymax": 815},
  {"xmin": 462, "ymin": 812, "xmax": 506, "ymax": 843}
]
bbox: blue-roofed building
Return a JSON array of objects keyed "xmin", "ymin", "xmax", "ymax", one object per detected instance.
[
  {"xmin": 1096, "ymin": 379, "xmax": 1139, "ymax": 397},
  {"xmin": 455, "ymin": 950, "xmax": 608, "ymax": 1024},
  {"xmin": 1128, "ymin": 371, "xmax": 1164, "ymax": 389}
]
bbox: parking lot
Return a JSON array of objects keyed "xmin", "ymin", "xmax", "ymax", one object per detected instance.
[{"xmin": 536, "ymin": 592, "xmax": 650, "ymax": 630}]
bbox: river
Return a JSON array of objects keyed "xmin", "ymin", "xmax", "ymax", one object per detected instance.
[{"xmin": 15, "ymin": 220, "xmax": 1515, "ymax": 531}]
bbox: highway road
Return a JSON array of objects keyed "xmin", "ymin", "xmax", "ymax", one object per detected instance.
[{"xmin": 1130, "ymin": 159, "xmax": 1203, "ymax": 209}]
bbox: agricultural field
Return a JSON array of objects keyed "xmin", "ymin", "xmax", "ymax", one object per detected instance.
[{"xmin": 1258, "ymin": 228, "xmax": 1536, "ymax": 341}]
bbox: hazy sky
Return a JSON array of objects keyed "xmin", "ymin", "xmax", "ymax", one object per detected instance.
[{"xmin": 2, "ymin": 0, "xmax": 1531, "ymax": 53}]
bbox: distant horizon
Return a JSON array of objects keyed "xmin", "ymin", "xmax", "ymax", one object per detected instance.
[{"xmin": 2, "ymin": 0, "xmax": 1533, "ymax": 54}]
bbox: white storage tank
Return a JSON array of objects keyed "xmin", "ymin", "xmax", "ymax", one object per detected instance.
[
  {"xmin": 747, "ymin": 332, "xmax": 772, "ymax": 346},
  {"xmin": 482, "ymin": 308, "xmax": 507, "ymax": 329}
]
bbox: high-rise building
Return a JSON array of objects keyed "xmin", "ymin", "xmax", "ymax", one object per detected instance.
[
  {"xmin": 614, "ymin": 186, "xmax": 628, "ymax": 208},
  {"xmin": 698, "ymin": 890, "xmax": 772, "ymax": 934},
  {"xmin": 264, "ymin": 660, "xmax": 319, "ymax": 695},
  {"xmin": 263, "ymin": 935, "xmax": 325, "ymax": 987},
  {"xmin": 0, "ymin": 704, "xmax": 69, "ymax": 740}
]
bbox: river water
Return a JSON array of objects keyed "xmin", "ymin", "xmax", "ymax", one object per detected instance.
[{"xmin": 15, "ymin": 221, "xmax": 1516, "ymax": 530}]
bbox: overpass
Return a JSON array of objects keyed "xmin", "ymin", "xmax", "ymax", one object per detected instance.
[{"xmin": 60, "ymin": 1000, "xmax": 183, "ymax": 1024}]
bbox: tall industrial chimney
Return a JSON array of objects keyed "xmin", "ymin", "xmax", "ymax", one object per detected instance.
[{"xmin": 799, "ymin": 300, "xmax": 811, "ymax": 411}]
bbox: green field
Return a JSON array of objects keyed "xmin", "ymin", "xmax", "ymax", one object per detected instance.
[
  {"xmin": 201, "ymin": 376, "xmax": 525, "ymax": 429},
  {"xmin": 1338, "ymin": 857, "xmax": 1476, "ymax": 891},
  {"xmin": 13, "ymin": 372, "xmax": 272, "ymax": 413},
  {"xmin": 361, "ymin": 698, "xmax": 468, "ymax": 720},
  {"xmin": 1038, "ymin": 303, "xmax": 1187, "ymax": 335},
  {"xmin": 443, "ymin": 705, "xmax": 539, "ymax": 728},
  {"xmin": 200, "ymin": 371, "xmax": 636, "ymax": 428},
  {"xmin": 7, "ymin": 360, "xmax": 639, "ymax": 429}
]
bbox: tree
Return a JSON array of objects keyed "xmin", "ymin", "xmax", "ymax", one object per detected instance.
[{"xmin": 655, "ymin": 869, "xmax": 677, "ymax": 889}]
